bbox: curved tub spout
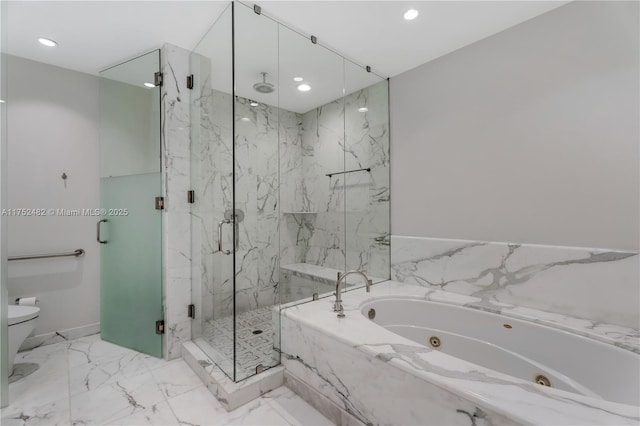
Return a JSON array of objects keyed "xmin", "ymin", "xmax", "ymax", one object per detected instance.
[{"xmin": 334, "ymin": 270, "xmax": 372, "ymax": 317}]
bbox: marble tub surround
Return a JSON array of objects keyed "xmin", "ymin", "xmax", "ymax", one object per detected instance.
[
  {"xmin": 161, "ymin": 43, "xmax": 192, "ymax": 360},
  {"xmin": 1, "ymin": 333, "xmax": 330, "ymax": 426},
  {"xmin": 280, "ymin": 280, "xmax": 640, "ymax": 425},
  {"xmin": 280, "ymin": 263, "xmax": 386, "ymax": 304},
  {"xmin": 391, "ymin": 236, "xmax": 639, "ymax": 328}
]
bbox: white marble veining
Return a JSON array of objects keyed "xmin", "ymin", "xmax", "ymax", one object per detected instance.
[
  {"xmin": 280, "ymin": 280, "xmax": 640, "ymax": 425},
  {"xmin": 391, "ymin": 235, "xmax": 640, "ymax": 328},
  {"xmin": 282, "ymin": 81, "xmax": 390, "ymax": 281},
  {"xmin": 1, "ymin": 334, "xmax": 331, "ymax": 426},
  {"xmin": 161, "ymin": 43, "xmax": 192, "ymax": 360},
  {"xmin": 191, "ymin": 68, "xmax": 390, "ymax": 319}
]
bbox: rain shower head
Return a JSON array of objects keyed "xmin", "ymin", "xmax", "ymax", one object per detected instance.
[{"xmin": 253, "ymin": 72, "xmax": 275, "ymax": 94}]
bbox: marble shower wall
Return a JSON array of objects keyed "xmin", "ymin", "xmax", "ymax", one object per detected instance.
[
  {"xmin": 233, "ymin": 98, "xmax": 301, "ymax": 314},
  {"xmin": 191, "ymin": 80, "xmax": 302, "ymax": 317},
  {"xmin": 281, "ymin": 80, "xmax": 391, "ymax": 280},
  {"xmin": 192, "ymin": 77, "xmax": 390, "ymax": 317},
  {"xmin": 161, "ymin": 44, "xmax": 192, "ymax": 359},
  {"xmin": 391, "ymin": 236, "xmax": 640, "ymax": 328}
]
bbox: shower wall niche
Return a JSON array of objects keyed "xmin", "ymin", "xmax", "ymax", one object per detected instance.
[{"xmin": 190, "ymin": 2, "xmax": 389, "ymax": 383}]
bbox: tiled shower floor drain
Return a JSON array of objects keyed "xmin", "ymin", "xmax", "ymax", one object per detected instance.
[{"xmin": 198, "ymin": 306, "xmax": 277, "ymax": 379}]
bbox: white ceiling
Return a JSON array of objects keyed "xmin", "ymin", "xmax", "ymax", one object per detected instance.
[{"xmin": 7, "ymin": 0, "xmax": 570, "ymax": 112}]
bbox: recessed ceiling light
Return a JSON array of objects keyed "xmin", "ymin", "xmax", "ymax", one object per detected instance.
[
  {"xmin": 250, "ymin": 101, "xmax": 259, "ymax": 107},
  {"xmin": 403, "ymin": 9, "xmax": 419, "ymax": 20},
  {"xmin": 293, "ymin": 77, "xmax": 304, "ymax": 82},
  {"xmin": 358, "ymin": 107, "xmax": 369, "ymax": 113},
  {"xmin": 240, "ymin": 117, "xmax": 250, "ymax": 122},
  {"xmin": 297, "ymin": 84, "xmax": 311, "ymax": 92},
  {"xmin": 37, "ymin": 37, "xmax": 58, "ymax": 47},
  {"xmin": 144, "ymin": 82, "xmax": 155, "ymax": 88},
  {"xmin": 0, "ymin": 100, "xmax": 5, "ymax": 104}
]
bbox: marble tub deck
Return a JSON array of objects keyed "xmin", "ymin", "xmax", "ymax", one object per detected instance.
[
  {"xmin": 0, "ymin": 334, "xmax": 332, "ymax": 426},
  {"xmin": 281, "ymin": 280, "xmax": 640, "ymax": 425}
]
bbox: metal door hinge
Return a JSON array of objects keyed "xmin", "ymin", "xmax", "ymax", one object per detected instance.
[
  {"xmin": 187, "ymin": 190, "xmax": 195, "ymax": 204},
  {"xmin": 155, "ymin": 196, "xmax": 164, "ymax": 210},
  {"xmin": 186, "ymin": 74, "xmax": 194, "ymax": 90},
  {"xmin": 366, "ymin": 65, "xmax": 371, "ymax": 73},
  {"xmin": 155, "ymin": 320, "xmax": 165, "ymax": 334},
  {"xmin": 154, "ymin": 72, "xmax": 163, "ymax": 87},
  {"xmin": 188, "ymin": 304, "xmax": 195, "ymax": 319},
  {"xmin": 310, "ymin": 35, "xmax": 317, "ymax": 44},
  {"xmin": 253, "ymin": 4, "xmax": 261, "ymax": 14}
]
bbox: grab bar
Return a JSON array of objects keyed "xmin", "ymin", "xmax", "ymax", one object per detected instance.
[
  {"xmin": 326, "ymin": 167, "xmax": 370, "ymax": 178},
  {"xmin": 8, "ymin": 249, "xmax": 85, "ymax": 261}
]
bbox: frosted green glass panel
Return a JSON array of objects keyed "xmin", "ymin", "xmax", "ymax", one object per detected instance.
[
  {"xmin": 99, "ymin": 50, "xmax": 162, "ymax": 358},
  {"xmin": 100, "ymin": 173, "xmax": 162, "ymax": 357}
]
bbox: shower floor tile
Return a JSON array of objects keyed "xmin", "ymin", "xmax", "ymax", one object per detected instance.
[{"xmin": 199, "ymin": 306, "xmax": 278, "ymax": 380}]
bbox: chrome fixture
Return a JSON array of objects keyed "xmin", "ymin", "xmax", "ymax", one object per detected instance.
[
  {"xmin": 9, "ymin": 248, "xmax": 85, "ymax": 261},
  {"xmin": 97, "ymin": 219, "xmax": 108, "ymax": 244},
  {"xmin": 217, "ymin": 209, "xmax": 245, "ymax": 255},
  {"xmin": 253, "ymin": 72, "xmax": 275, "ymax": 94},
  {"xmin": 217, "ymin": 218, "xmax": 232, "ymax": 255},
  {"xmin": 535, "ymin": 374, "xmax": 551, "ymax": 387},
  {"xmin": 333, "ymin": 270, "xmax": 372, "ymax": 318}
]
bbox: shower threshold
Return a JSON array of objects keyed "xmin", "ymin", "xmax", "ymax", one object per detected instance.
[{"xmin": 182, "ymin": 339, "xmax": 284, "ymax": 411}]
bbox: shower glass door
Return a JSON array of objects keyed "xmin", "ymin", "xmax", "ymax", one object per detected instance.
[
  {"xmin": 98, "ymin": 50, "xmax": 163, "ymax": 357},
  {"xmin": 190, "ymin": 5, "xmax": 236, "ymax": 379}
]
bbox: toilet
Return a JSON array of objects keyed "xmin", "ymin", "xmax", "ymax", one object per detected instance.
[{"xmin": 8, "ymin": 305, "xmax": 40, "ymax": 376}]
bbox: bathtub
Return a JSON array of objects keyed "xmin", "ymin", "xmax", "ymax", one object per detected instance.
[
  {"xmin": 281, "ymin": 280, "xmax": 640, "ymax": 425},
  {"xmin": 361, "ymin": 297, "xmax": 639, "ymax": 406}
]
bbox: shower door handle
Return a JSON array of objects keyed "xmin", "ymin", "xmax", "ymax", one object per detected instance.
[
  {"xmin": 97, "ymin": 219, "xmax": 108, "ymax": 244},
  {"xmin": 217, "ymin": 219, "xmax": 232, "ymax": 255}
]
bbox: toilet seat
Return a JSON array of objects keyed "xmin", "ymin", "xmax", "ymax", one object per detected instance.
[{"xmin": 8, "ymin": 305, "xmax": 40, "ymax": 326}]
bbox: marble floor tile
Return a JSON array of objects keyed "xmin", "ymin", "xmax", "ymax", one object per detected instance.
[
  {"xmin": 70, "ymin": 370, "xmax": 165, "ymax": 425},
  {"xmin": 3, "ymin": 334, "xmax": 333, "ymax": 426},
  {"xmin": 151, "ymin": 359, "xmax": 203, "ymax": 399},
  {"xmin": 216, "ymin": 398, "xmax": 291, "ymax": 426},
  {"xmin": 105, "ymin": 401, "xmax": 179, "ymax": 426},
  {"xmin": 0, "ymin": 397, "xmax": 71, "ymax": 426},
  {"xmin": 263, "ymin": 389, "xmax": 334, "ymax": 426},
  {"xmin": 68, "ymin": 334, "xmax": 138, "ymax": 368},
  {"xmin": 166, "ymin": 386, "xmax": 229, "ymax": 425},
  {"xmin": 69, "ymin": 350, "xmax": 150, "ymax": 395},
  {"xmin": 9, "ymin": 343, "xmax": 69, "ymax": 411}
]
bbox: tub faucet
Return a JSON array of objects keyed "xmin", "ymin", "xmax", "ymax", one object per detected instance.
[{"xmin": 334, "ymin": 270, "xmax": 372, "ymax": 318}]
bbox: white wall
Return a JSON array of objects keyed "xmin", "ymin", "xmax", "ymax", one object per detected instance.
[
  {"xmin": 390, "ymin": 1, "xmax": 639, "ymax": 251},
  {"xmin": 6, "ymin": 55, "xmax": 100, "ymax": 338}
]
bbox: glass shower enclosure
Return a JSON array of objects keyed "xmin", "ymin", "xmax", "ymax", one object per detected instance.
[{"xmin": 190, "ymin": 2, "xmax": 390, "ymax": 382}]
